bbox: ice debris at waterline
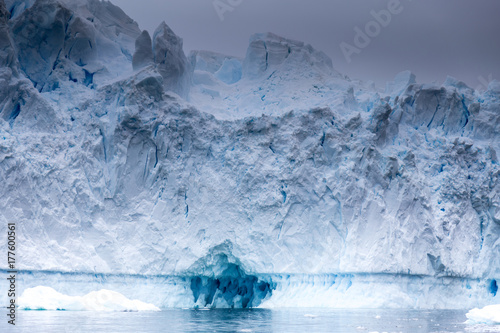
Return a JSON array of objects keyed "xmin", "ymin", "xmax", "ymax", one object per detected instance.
[
  {"xmin": 18, "ymin": 286, "xmax": 160, "ymax": 311},
  {"xmin": 466, "ymin": 304, "xmax": 500, "ymax": 325}
]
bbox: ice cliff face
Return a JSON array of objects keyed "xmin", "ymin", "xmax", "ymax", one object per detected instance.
[
  {"xmin": 9, "ymin": 0, "xmax": 140, "ymax": 91},
  {"xmin": 132, "ymin": 30, "xmax": 153, "ymax": 71},
  {"xmin": 0, "ymin": 0, "xmax": 499, "ymax": 309}
]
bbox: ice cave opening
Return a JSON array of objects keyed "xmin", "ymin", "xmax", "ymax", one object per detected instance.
[{"xmin": 189, "ymin": 263, "xmax": 273, "ymax": 308}]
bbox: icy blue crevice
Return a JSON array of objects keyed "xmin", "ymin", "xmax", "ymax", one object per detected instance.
[
  {"xmin": 154, "ymin": 144, "xmax": 159, "ymax": 168},
  {"xmin": 99, "ymin": 128, "xmax": 107, "ymax": 162},
  {"xmin": 320, "ymin": 131, "xmax": 326, "ymax": 146},
  {"xmin": 267, "ymin": 70, "xmax": 277, "ymax": 80},
  {"xmin": 460, "ymin": 95, "xmax": 470, "ymax": 128},
  {"xmin": 281, "ymin": 190, "xmax": 287, "ymax": 204},
  {"xmin": 83, "ymin": 69, "xmax": 94, "ymax": 87},
  {"xmin": 69, "ymin": 72, "xmax": 77, "ymax": 83},
  {"xmin": 490, "ymin": 279, "xmax": 498, "ymax": 296},
  {"xmin": 263, "ymin": 41, "xmax": 268, "ymax": 72},
  {"xmin": 427, "ymin": 95, "xmax": 440, "ymax": 128},
  {"xmin": 142, "ymin": 147, "xmax": 151, "ymax": 180},
  {"xmin": 184, "ymin": 191, "xmax": 189, "ymax": 218},
  {"xmin": 189, "ymin": 263, "xmax": 274, "ymax": 308},
  {"xmin": 120, "ymin": 46, "xmax": 133, "ymax": 61},
  {"xmin": 9, "ymin": 104, "xmax": 21, "ymax": 127},
  {"xmin": 51, "ymin": 48, "xmax": 62, "ymax": 71}
]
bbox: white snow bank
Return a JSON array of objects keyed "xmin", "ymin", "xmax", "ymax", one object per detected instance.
[
  {"xmin": 18, "ymin": 286, "xmax": 160, "ymax": 312},
  {"xmin": 466, "ymin": 304, "xmax": 500, "ymax": 325}
]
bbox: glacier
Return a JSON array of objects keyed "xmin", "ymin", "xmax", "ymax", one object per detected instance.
[{"xmin": 0, "ymin": 0, "xmax": 499, "ymax": 310}]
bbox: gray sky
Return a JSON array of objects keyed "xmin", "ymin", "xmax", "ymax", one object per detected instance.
[{"xmin": 113, "ymin": 0, "xmax": 500, "ymax": 89}]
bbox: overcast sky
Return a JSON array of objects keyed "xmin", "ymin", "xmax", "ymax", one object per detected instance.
[{"xmin": 113, "ymin": 0, "xmax": 500, "ymax": 89}]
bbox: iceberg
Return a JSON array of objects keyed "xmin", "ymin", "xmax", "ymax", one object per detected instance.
[
  {"xmin": 18, "ymin": 286, "xmax": 161, "ymax": 311},
  {"xmin": 466, "ymin": 304, "xmax": 500, "ymax": 325},
  {"xmin": 0, "ymin": 0, "xmax": 499, "ymax": 309}
]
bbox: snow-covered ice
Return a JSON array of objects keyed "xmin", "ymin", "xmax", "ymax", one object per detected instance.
[
  {"xmin": 18, "ymin": 286, "xmax": 160, "ymax": 311},
  {"xmin": 466, "ymin": 304, "xmax": 500, "ymax": 325}
]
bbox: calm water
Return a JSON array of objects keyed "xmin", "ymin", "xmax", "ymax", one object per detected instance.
[{"xmin": 2, "ymin": 309, "xmax": 498, "ymax": 333}]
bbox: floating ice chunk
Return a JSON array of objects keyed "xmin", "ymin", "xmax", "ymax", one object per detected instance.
[
  {"xmin": 304, "ymin": 314, "xmax": 318, "ymax": 318},
  {"xmin": 18, "ymin": 286, "xmax": 85, "ymax": 311},
  {"xmin": 18, "ymin": 286, "xmax": 160, "ymax": 312},
  {"xmin": 81, "ymin": 289, "xmax": 160, "ymax": 312},
  {"xmin": 466, "ymin": 304, "xmax": 500, "ymax": 325}
]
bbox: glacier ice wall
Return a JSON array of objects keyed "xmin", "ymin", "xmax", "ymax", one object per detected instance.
[
  {"xmin": 8, "ymin": 0, "xmax": 140, "ymax": 91},
  {"xmin": 0, "ymin": 0, "xmax": 499, "ymax": 309}
]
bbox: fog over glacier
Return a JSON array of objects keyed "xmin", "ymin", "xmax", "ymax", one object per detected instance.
[{"xmin": 0, "ymin": 0, "xmax": 499, "ymax": 309}]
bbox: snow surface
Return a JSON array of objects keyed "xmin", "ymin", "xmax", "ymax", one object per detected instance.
[
  {"xmin": 0, "ymin": 0, "xmax": 499, "ymax": 309},
  {"xmin": 18, "ymin": 286, "xmax": 160, "ymax": 311}
]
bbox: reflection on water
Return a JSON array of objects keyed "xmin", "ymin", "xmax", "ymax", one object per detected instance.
[{"xmin": 2, "ymin": 308, "xmax": 498, "ymax": 333}]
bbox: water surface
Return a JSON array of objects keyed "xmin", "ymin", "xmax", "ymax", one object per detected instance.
[{"xmin": 2, "ymin": 308, "xmax": 498, "ymax": 333}]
